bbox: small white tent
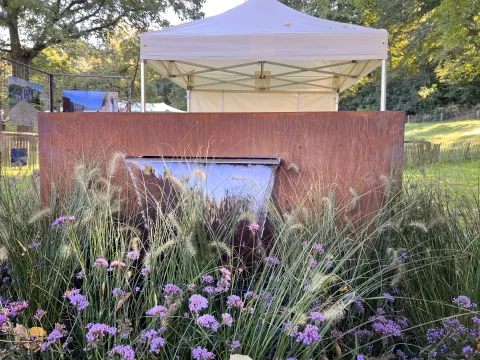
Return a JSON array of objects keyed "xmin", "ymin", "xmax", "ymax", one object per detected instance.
[{"xmin": 140, "ymin": 0, "xmax": 388, "ymax": 112}]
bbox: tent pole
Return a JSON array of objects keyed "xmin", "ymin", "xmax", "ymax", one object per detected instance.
[
  {"xmin": 141, "ymin": 59, "xmax": 146, "ymax": 113},
  {"xmin": 335, "ymin": 91, "xmax": 339, "ymax": 111},
  {"xmin": 380, "ymin": 59, "xmax": 387, "ymax": 111},
  {"xmin": 187, "ymin": 90, "xmax": 190, "ymax": 112}
]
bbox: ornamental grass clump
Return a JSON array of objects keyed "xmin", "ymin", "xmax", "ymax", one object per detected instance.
[{"xmin": 0, "ymin": 156, "xmax": 478, "ymax": 358}]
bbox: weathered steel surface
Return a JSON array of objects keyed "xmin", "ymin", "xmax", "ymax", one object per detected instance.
[{"xmin": 38, "ymin": 112, "xmax": 405, "ymax": 213}]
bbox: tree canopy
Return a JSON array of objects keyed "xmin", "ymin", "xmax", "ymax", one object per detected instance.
[{"xmin": 0, "ymin": 0, "xmax": 205, "ymax": 64}]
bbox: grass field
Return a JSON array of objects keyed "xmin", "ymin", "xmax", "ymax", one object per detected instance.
[
  {"xmin": 404, "ymin": 160, "xmax": 480, "ymax": 200},
  {"xmin": 405, "ymin": 119, "xmax": 480, "ymax": 144},
  {"xmin": 405, "ymin": 120, "xmax": 480, "ymax": 200}
]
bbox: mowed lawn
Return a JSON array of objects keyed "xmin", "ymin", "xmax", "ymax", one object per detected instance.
[
  {"xmin": 404, "ymin": 120, "xmax": 480, "ymax": 200},
  {"xmin": 405, "ymin": 119, "xmax": 480, "ymax": 144}
]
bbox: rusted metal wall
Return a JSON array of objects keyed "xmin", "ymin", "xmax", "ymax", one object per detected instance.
[{"xmin": 38, "ymin": 112, "xmax": 405, "ymax": 215}]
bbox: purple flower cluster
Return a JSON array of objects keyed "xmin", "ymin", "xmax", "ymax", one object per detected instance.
[
  {"xmin": 146, "ymin": 305, "xmax": 168, "ymax": 319},
  {"xmin": 197, "ymin": 314, "xmax": 220, "ymax": 332},
  {"xmin": 93, "ymin": 258, "xmax": 109, "ymax": 268},
  {"xmin": 331, "ymin": 328, "xmax": 343, "ymax": 339},
  {"xmin": 383, "ymin": 293, "xmax": 395, "ymax": 302},
  {"xmin": 189, "ymin": 294, "xmax": 208, "ymax": 313},
  {"xmin": 453, "ymin": 295, "xmax": 476, "ymax": 309},
  {"xmin": 126, "ymin": 251, "xmax": 139, "ymax": 260},
  {"xmin": 76, "ymin": 271, "xmax": 84, "ymax": 279},
  {"xmin": 40, "ymin": 323, "xmax": 68, "ymax": 352},
  {"xmin": 34, "ymin": 309, "xmax": 47, "ymax": 321},
  {"xmin": 426, "ymin": 328, "xmax": 445, "ymax": 345},
  {"xmin": 230, "ymin": 340, "xmax": 241, "ymax": 352},
  {"xmin": 222, "ymin": 313, "xmax": 233, "ymax": 326},
  {"xmin": 442, "ymin": 317, "xmax": 468, "ymax": 335},
  {"xmin": 309, "ymin": 258, "xmax": 318, "ymax": 268},
  {"xmin": 396, "ymin": 251, "xmax": 408, "ymax": 263},
  {"xmin": 141, "ymin": 267, "xmax": 151, "ymax": 276},
  {"xmin": 255, "ymin": 291, "xmax": 275, "ymax": 310},
  {"xmin": 108, "ymin": 261, "xmax": 125, "ymax": 271},
  {"xmin": 463, "ymin": 346, "xmax": 478, "ymax": 359},
  {"xmin": 64, "ymin": 288, "xmax": 89, "ymax": 311},
  {"xmin": 28, "ymin": 242, "xmax": 41, "ymax": 249},
  {"xmin": 248, "ymin": 223, "xmax": 260, "ymax": 232},
  {"xmin": 310, "ymin": 312, "xmax": 325, "ymax": 322},
  {"xmin": 227, "ymin": 295, "xmax": 244, "ymax": 309},
  {"xmin": 112, "ymin": 288, "xmax": 126, "ymax": 297},
  {"xmin": 150, "ymin": 337, "xmax": 165, "ymax": 354},
  {"xmin": 355, "ymin": 300, "xmax": 365, "ymax": 314},
  {"xmin": 264, "ymin": 256, "xmax": 281, "ymax": 265},
  {"xmin": 51, "ymin": 215, "xmax": 75, "ymax": 228},
  {"xmin": 1, "ymin": 300, "xmax": 28, "ymax": 318},
  {"xmin": 108, "ymin": 345, "xmax": 135, "ymax": 360},
  {"xmin": 192, "ymin": 346, "xmax": 215, "ymax": 359},
  {"xmin": 187, "ymin": 283, "xmax": 195, "ymax": 291},
  {"xmin": 370, "ymin": 315, "xmax": 402, "ymax": 337},
  {"xmin": 163, "ymin": 284, "xmax": 183, "ymax": 297},
  {"xmin": 85, "ymin": 323, "xmax": 117, "ymax": 348},
  {"xmin": 201, "ymin": 275, "xmax": 214, "ymax": 284},
  {"xmin": 312, "ymin": 243, "xmax": 325, "ymax": 255},
  {"xmin": 294, "ymin": 324, "xmax": 320, "ymax": 345}
]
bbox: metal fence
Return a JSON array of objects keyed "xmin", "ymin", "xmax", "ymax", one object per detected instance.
[
  {"xmin": 0, "ymin": 56, "xmax": 132, "ymax": 121},
  {"xmin": 406, "ymin": 109, "xmax": 480, "ymax": 123}
]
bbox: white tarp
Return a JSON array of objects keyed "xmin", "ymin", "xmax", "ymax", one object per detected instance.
[{"xmin": 140, "ymin": 0, "xmax": 388, "ymax": 112}]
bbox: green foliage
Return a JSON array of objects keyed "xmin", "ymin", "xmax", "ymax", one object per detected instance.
[
  {"xmin": 0, "ymin": 0, "xmax": 206, "ymax": 63},
  {"xmin": 0, "ymin": 155, "xmax": 479, "ymax": 358}
]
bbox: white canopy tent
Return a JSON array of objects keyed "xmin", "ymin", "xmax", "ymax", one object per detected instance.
[{"xmin": 140, "ymin": 0, "xmax": 388, "ymax": 113}]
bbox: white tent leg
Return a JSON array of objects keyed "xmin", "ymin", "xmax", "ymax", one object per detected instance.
[
  {"xmin": 187, "ymin": 90, "xmax": 191, "ymax": 112},
  {"xmin": 380, "ymin": 59, "xmax": 387, "ymax": 111},
  {"xmin": 334, "ymin": 92, "xmax": 339, "ymax": 111},
  {"xmin": 140, "ymin": 60, "xmax": 146, "ymax": 113}
]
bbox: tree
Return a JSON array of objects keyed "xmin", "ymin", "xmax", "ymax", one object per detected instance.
[{"xmin": 0, "ymin": 0, "xmax": 205, "ymax": 64}]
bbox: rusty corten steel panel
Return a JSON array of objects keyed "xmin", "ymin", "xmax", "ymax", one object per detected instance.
[{"xmin": 38, "ymin": 112, "xmax": 405, "ymax": 214}]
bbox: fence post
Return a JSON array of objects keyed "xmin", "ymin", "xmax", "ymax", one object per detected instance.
[
  {"xmin": 477, "ymin": 110, "xmax": 479, "ymax": 119},
  {"xmin": 440, "ymin": 113, "xmax": 443, "ymax": 122},
  {"xmin": 48, "ymin": 74, "xmax": 54, "ymax": 112}
]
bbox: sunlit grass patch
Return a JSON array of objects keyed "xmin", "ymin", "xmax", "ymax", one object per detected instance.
[{"xmin": 405, "ymin": 119, "xmax": 480, "ymax": 144}]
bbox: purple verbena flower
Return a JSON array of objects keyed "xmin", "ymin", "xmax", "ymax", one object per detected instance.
[
  {"xmin": 264, "ymin": 256, "xmax": 280, "ymax": 265},
  {"xmin": 310, "ymin": 312, "xmax": 325, "ymax": 322},
  {"xmin": 230, "ymin": 340, "xmax": 241, "ymax": 352},
  {"xmin": 227, "ymin": 295, "xmax": 244, "ymax": 309},
  {"xmin": 76, "ymin": 271, "xmax": 84, "ymax": 279},
  {"xmin": 201, "ymin": 275, "xmax": 215, "ymax": 284},
  {"xmin": 187, "ymin": 283, "xmax": 195, "ymax": 291},
  {"xmin": 312, "ymin": 243, "xmax": 325, "ymax": 255},
  {"xmin": 150, "ymin": 337, "xmax": 165, "ymax": 354},
  {"xmin": 163, "ymin": 284, "xmax": 183, "ymax": 297},
  {"xmin": 146, "ymin": 305, "xmax": 167, "ymax": 318},
  {"xmin": 34, "ymin": 309, "xmax": 47, "ymax": 321},
  {"xmin": 309, "ymin": 258, "xmax": 318, "ymax": 268},
  {"xmin": 203, "ymin": 286, "xmax": 216, "ymax": 295},
  {"xmin": 126, "ymin": 251, "xmax": 139, "ymax": 260},
  {"xmin": 383, "ymin": 293, "xmax": 395, "ymax": 302},
  {"xmin": 463, "ymin": 346, "xmax": 478, "ymax": 359},
  {"xmin": 295, "ymin": 324, "xmax": 320, "ymax": 345},
  {"xmin": 67, "ymin": 293, "xmax": 89, "ymax": 311},
  {"xmin": 189, "ymin": 294, "xmax": 208, "ymax": 313},
  {"xmin": 85, "ymin": 323, "xmax": 117, "ymax": 347},
  {"xmin": 28, "ymin": 242, "xmax": 41, "ymax": 249},
  {"xmin": 331, "ymin": 328, "xmax": 343, "ymax": 339},
  {"xmin": 112, "ymin": 288, "xmax": 126, "ymax": 297},
  {"xmin": 192, "ymin": 346, "xmax": 215, "ymax": 360},
  {"xmin": 453, "ymin": 295, "xmax": 476, "ymax": 309},
  {"xmin": 355, "ymin": 300, "xmax": 365, "ymax": 314},
  {"xmin": 197, "ymin": 314, "xmax": 220, "ymax": 332},
  {"xmin": 93, "ymin": 258, "xmax": 109, "ymax": 268},
  {"xmin": 141, "ymin": 267, "xmax": 151, "ymax": 276},
  {"xmin": 248, "ymin": 223, "xmax": 260, "ymax": 232},
  {"xmin": 245, "ymin": 291, "xmax": 254, "ymax": 298},
  {"xmin": 222, "ymin": 313, "xmax": 233, "ymax": 326},
  {"xmin": 108, "ymin": 345, "xmax": 135, "ymax": 360}
]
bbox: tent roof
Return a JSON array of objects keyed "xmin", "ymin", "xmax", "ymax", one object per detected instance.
[{"xmin": 140, "ymin": 0, "xmax": 388, "ymax": 94}]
